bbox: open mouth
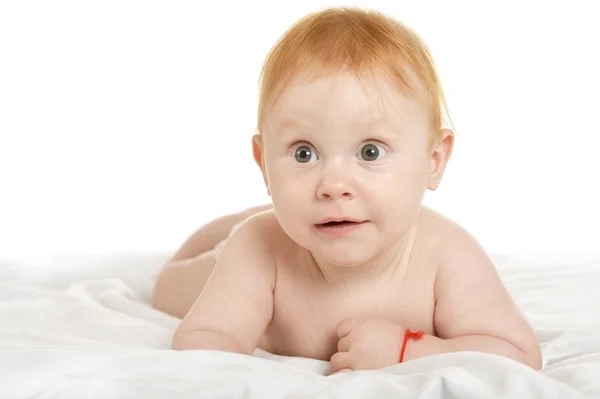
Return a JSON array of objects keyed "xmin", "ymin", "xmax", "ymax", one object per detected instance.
[
  {"xmin": 319, "ymin": 220, "xmax": 360, "ymax": 227},
  {"xmin": 315, "ymin": 219, "xmax": 366, "ymax": 235}
]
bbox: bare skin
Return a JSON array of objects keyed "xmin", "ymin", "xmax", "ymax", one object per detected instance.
[
  {"xmin": 152, "ymin": 204, "xmax": 272, "ymax": 319},
  {"xmin": 153, "ymin": 204, "xmax": 542, "ymax": 369},
  {"xmin": 153, "ymin": 71, "xmax": 542, "ymax": 371}
]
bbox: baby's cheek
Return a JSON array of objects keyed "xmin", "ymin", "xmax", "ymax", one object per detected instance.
[
  {"xmin": 378, "ymin": 200, "xmax": 413, "ymax": 224},
  {"xmin": 272, "ymin": 184, "xmax": 305, "ymax": 212}
]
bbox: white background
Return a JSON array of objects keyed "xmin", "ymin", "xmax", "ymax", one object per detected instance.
[{"xmin": 1, "ymin": 1, "xmax": 599, "ymax": 257}]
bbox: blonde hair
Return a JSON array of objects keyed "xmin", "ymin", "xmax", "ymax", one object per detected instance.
[{"xmin": 256, "ymin": 7, "xmax": 453, "ymax": 146}]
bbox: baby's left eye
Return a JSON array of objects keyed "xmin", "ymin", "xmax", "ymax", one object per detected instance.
[{"xmin": 357, "ymin": 143, "xmax": 387, "ymax": 161}]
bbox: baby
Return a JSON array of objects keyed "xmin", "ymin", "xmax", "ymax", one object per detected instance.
[{"xmin": 152, "ymin": 7, "xmax": 542, "ymax": 372}]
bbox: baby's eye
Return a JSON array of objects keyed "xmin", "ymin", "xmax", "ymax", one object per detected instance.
[
  {"xmin": 357, "ymin": 143, "xmax": 387, "ymax": 161},
  {"xmin": 293, "ymin": 144, "xmax": 318, "ymax": 163}
]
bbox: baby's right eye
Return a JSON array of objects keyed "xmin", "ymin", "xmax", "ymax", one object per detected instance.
[{"xmin": 292, "ymin": 145, "xmax": 318, "ymax": 163}]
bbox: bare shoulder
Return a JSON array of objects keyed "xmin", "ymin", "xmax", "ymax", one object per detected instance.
[
  {"xmin": 421, "ymin": 207, "xmax": 541, "ymax": 367},
  {"xmin": 224, "ymin": 208, "xmax": 299, "ymax": 276},
  {"xmin": 415, "ymin": 206, "xmax": 500, "ymax": 300},
  {"xmin": 415, "ymin": 206, "xmax": 466, "ymax": 244},
  {"xmin": 244, "ymin": 207, "xmax": 300, "ymax": 248},
  {"xmin": 173, "ymin": 209, "xmax": 282, "ymax": 354},
  {"xmin": 233, "ymin": 208, "xmax": 293, "ymax": 251},
  {"xmin": 417, "ymin": 208, "xmax": 495, "ymax": 297},
  {"xmin": 411, "ymin": 206, "xmax": 471, "ymax": 268}
]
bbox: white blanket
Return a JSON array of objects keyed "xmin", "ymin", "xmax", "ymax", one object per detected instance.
[{"xmin": 0, "ymin": 253, "xmax": 599, "ymax": 398}]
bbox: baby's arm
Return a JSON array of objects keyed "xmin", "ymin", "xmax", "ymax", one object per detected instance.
[
  {"xmin": 407, "ymin": 227, "xmax": 542, "ymax": 369},
  {"xmin": 171, "ymin": 214, "xmax": 276, "ymax": 355}
]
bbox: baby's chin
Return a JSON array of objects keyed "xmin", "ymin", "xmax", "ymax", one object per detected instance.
[
  {"xmin": 303, "ymin": 229, "xmax": 413, "ymax": 270},
  {"xmin": 309, "ymin": 242, "xmax": 383, "ymax": 268}
]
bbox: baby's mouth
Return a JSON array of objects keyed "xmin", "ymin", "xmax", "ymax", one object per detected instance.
[
  {"xmin": 319, "ymin": 220, "xmax": 360, "ymax": 227},
  {"xmin": 314, "ymin": 219, "xmax": 367, "ymax": 235}
]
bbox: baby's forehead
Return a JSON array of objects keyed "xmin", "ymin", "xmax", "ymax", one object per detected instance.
[{"xmin": 267, "ymin": 70, "xmax": 429, "ymax": 130}]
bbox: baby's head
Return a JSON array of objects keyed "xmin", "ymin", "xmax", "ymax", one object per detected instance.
[{"xmin": 252, "ymin": 7, "xmax": 454, "ymax": 266}]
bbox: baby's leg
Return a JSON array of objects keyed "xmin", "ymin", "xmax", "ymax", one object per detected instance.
[{"xmin": 151, "ymin": 203, "xmax": 272, "ymax": 319}]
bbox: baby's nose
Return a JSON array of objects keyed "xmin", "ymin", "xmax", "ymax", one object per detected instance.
[
  {"xmin": 316, "ymin": 161, "xmax": 355, "ymax": 200},
  {"xmin": 317, "ymin": 185, "xmax": 353, "ymax": 200}
]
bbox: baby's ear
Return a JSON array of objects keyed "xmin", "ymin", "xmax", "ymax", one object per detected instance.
[
  {"xmin": 427, "ymin": 128, "xmax": 454, "ymax": 191},
  {"xmin": 252, "ymin": 134, "xmax": 270, "ymax": 195}
]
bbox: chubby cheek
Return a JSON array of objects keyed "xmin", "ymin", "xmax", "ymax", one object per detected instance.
[
  {"xmin": 369, "ymin": 170, "xmax": 427, "ymax": 230},
  {"xmin": 268, "ymin": 171, "xmax": 313, "ymax": 233},
  {"xmin": 269, "ymin": 168, "xmax": 306, "ymax": 203}
]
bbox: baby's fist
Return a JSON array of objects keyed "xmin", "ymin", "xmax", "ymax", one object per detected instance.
[{"xmin": 330, "ymin": 316, "xmax": 404, "ymax": 373}]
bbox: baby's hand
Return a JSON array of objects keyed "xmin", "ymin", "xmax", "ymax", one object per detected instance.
[{"xmin": 329, "ymin": 317, "xmax": 405, "ymax": 373}]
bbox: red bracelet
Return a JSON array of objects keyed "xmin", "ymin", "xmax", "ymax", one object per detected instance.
[{"xmin": 399, "ymin": 329, "xmax": 425, "ymax": 363}]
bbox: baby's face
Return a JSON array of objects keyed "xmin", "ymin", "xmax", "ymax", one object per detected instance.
[{"xmin": 259, "ymin": 71, "xmax": 435, "ymax": 266}]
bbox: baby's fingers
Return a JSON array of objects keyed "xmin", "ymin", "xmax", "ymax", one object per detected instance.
[
  {"xmin": 330, "ymin": 351, "xmax": 352, "ymax": 373},
  {"xmin": 337, "ymin": 335, "xmax": 351, "ymax": 352}
]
